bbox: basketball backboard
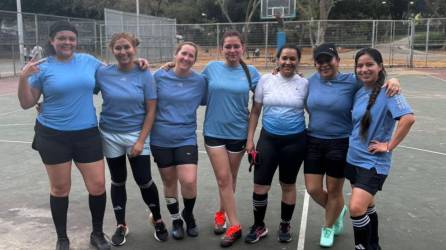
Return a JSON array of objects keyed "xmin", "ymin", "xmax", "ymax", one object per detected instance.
[{"xmin": 260, "ymin": 0, "xmax": 296, "ymax": 19}]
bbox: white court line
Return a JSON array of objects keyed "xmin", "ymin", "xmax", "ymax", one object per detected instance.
[
  {"xmin": 0, "ymin": 139, "xmax": 31, "ymax": 144},
  {"xmin": 0, "ymin": 123, "xmax": 33, "ymax": 127},
  {"xmin": 297, "ymin": 190, "xmax": 310, "ymax": 250},
  {"xmin": 0, "ymin": 92, "xmax": 15, "ymax": 97},
  {"xmin": 0, "ymin": 109, "xmax": 22, "ymax": 117},
  {"xmin": 399, "ymin": 145, "xmax": 446, "ymax": 156}
]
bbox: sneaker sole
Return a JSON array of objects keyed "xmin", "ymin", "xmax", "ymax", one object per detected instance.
[
  {"xmin": 111, "ymin": 227, "xmax": 129, "ymax": 246},
  {"xmin": 153, "ymin": 232, "xmax": 168, "ymax": 242},
  {"xmin": 278, "ymin": 237, "xmax": 292, "ymax": 243},
  {"xmin": 245, "ymin": 228, "xmax": 268, "ymax": 244},
  {"xmin": 214, "ymin": 222, "xmax": 227, "ymax": 235}
]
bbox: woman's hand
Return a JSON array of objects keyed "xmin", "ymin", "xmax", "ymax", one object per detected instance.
[
  {"xmin": 368, "ymin": 140, "xmax": 388, "ymax": 154},
  {"xmin": 383, "ymin": 78, "xmax": 401, "ymax": 96},
  {"xmin": 129, "ymin": 140, "xmax": 144, "ymax": 157},
  {"xmin": 245, "ymin": 140, "xmax": 256, "ymax": 153},
  {"xmin": 160, "ymin": 62, "xmax": 175, "ymax": 71},
  {"xmin": 20, "ymin": 59, "xmax": 40, "ymax": 79},
  {"xmin": 135, "ymin": 58, "xmax": 150, "ymax": 70}
]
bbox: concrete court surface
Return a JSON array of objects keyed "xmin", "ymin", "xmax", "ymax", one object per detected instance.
[{"xmin": 0, "ymin": 72, "xmax": 445, "ymax": 250}]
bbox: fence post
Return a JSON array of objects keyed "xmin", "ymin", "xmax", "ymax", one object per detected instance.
[
  {"xmin": 12, "ymin": 44, "xmax": 17, "ymax": 76},
  {"xmin": 371, "ymin": 20, "xmax": 376, "ymax": 48},
  {"xmin": 425, "ymin": 18, "xmax": 430, "ymax": 67},
  {"xmin": 34, "ymin": 14, "xmax": 38, "ymax": 45},
  {"xmin": 316, "ymin": 20, "xmax": 321, "ymax": 45},
  {"xmin": 216, "ymin": 23, "xmax": 220, "ymax": 60},
  {"xmin": 265, "ymin": 22, "xmax": 269, "ymax": 70},
  {"xmin": 409, "ymin": 19, "xmax": 415, "ymax": 68}
]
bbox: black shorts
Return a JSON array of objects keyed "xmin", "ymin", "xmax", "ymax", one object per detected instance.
[
  {"xmin": 254, "ymin": 129, "xmax": 306, "ymax": 186},
  {"xmin": 32, "ymin": 121, "xmax": 103, "ymax": 165},
  {"xmin": 345, "ymin": 163, "xmax": 387, "ymax": 196},
  {"xmin": 304, "ymin": 135, "xmax": 349, "ymax": 178},
  {"xmin": 150, "ymin": 144, "xmax": 198, "ymax": 168},
  {"xmin": 204, "ymin": 136, "xmax": 246, "ymax": 153}
]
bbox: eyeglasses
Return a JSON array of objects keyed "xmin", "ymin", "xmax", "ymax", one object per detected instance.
[
  {"xmin": 223, "ymin": 44, "xmax": 242, "ymax": 49},
  {"xmin": 247, "ymin": 151, "xmax": 259, "ymax": 172}
]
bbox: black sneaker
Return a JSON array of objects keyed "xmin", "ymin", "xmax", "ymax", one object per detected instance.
[
  {"xmin": 55, "ymin": 238, "xmax": 69, "ymax": 250},
  {"xmin": 154, "ymin": 221, "xmax": 169, "ymax": 242},
  {"xmin": 171, "ymin": 219, "xmax": 185, "ymax": 240},
  {"xmin": 111, "ymin": 225, "xmax": 129, "ymax": 246},
  {"xmin": 245, "ymin": 224, "xmax": 268, "ymax": 244},
  {"xmin": 90, "ymin": 232, "xmax": 111, "ymax": 250},
  {"xmin": 278, "ymin": 222, "xmax": 292, "ymax": 243},
  {"xmin": 182, "ymin": 210, "xmax": 199, "ymax": 237}
]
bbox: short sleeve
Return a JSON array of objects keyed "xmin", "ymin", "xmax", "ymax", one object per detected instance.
[
  {"xmin": 85, "ymin": 53, "xmax": 103, "ymax": 71},
  {"xmin": 28, "ymin": 72, "xmax": 43, "ymax": 90},
  {"xmin": 254, "ymin": 75, "xmax": 266, "ymax": 103},
  {"xmin": 387, "ymin": 94, "xmax": 413, "ymax": 119},
  {"xmin": 201, "ymin": 63, "xmax": 210, "ymax": 80},
  {"xmin": 143, "ymin": 71, "xmax": 157, "ymax": 100}
]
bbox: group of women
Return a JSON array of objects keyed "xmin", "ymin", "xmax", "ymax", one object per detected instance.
[{"xmin": 18, "ymin": 20, "xmax": 415, "ymax": 250}]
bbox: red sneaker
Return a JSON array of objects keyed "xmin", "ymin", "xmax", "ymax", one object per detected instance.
[
  {"xmin": 220, "ymin": 225, "xmax": 242, "ymax": 247},
  {"xmin": 214, "ymin": 211, "xmax": 227, "ymax": 235}
]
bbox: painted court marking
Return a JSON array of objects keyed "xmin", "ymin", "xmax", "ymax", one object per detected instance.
[
  {"xmin": 0, "ymin": 109, "xmax": 22, "ymax": 117},
  {"xmin": 297, "ymin": 190, "xmax": 310, "ymax": 250},
  {"xmin": 399, "ymin": 145, "xmax": 446, "ymax": 156},
  {"xmin": 0, "ymin": 123, "xmax": 33, "ymax": 127}
]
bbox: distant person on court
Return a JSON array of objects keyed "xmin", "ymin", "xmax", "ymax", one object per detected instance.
[
  {"xmin": 151, "ymin": 42, "xmax": 206, "ymax": 240},
  {"xmin": 95, "ymin": 32, "xmax": 168, "ymax": 246},
  {"xmin": 203, "ymin": 31, "xmax": 260, "ymax": 247},
  {"xmin": 304, "ymin": 43, "xmax": 401, "ymax": 247},
  {"xmin": 346, "ymin": 48, "xmax": 414, "ymax": 250},
  {"xmin": 245, "ymin": 44, "xmax": 308, "ymax": 244},
  {"xmin": 18, "ymin": 21, "xmax": 111, "ymax": 250}
]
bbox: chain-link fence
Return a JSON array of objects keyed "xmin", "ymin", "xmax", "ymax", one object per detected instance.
[
  {"xmin": 103, "ymin": 8, "xmax": 176, "ymax": 64},
  {"xmin": 0, "ymin": 10, "xmax": 100, "ymax": 77},
  {"xmin": 1, "ymin": 9, "xmax": 445, "ymax": 77}
]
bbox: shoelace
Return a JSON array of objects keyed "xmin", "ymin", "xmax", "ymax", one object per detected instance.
[
  {"xmin": 324, "ymin": 228, "xmax": 332, "ymax": 238},
  {"xmin": 225, "ymin": 226, "xmax": 240, "ymax": 238},
  {"xmin": 215, "ymin": 212, "xmax": 225, "ymax": 225}
]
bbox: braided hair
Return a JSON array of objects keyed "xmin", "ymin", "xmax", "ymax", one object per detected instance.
[
  {"xmin": 354, "ymin": 48, "xmax": 387, "ymax": 140},
  {"xmin": 221, "ymin": 31, "xmax": 253, "ymax": 91}
]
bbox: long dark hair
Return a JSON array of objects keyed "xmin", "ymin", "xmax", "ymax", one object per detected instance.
[
  {"xmin": 354, "ymin": 48, "xmax": 387, "ymax": 140},
  {"xmin": 221, "ymin": 31, "xmax": 253, "ymax": 91}
]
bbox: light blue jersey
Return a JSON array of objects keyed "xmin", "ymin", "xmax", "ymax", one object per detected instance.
[
  {"xmin": 306, "ymin": 72, "xmax": 362, "ymax": 139},
  {"xmin": 255, "ymin": 73, "xmax": 308, "ymax": 135},
  {"xmin": 96, "ymin": 65, "xmax": 156, "ymax": 133},
  {"xmin": 29, "ymin": 53, "xmax": 102, "ymax": 130},
  {"xmin": 202, "ymin": 61, "xmax": 260, "ymax": 140},
  {"xmin": 347, "ymin": 87, "xmax": 413, "ymax": 175},
  {"xmin": 151, "ymin": 69, "xmax": 207, "ymax": 147}
]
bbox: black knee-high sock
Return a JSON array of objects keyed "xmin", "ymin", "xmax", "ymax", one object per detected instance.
[
  {"xmin": 281, "ymin": 201, "xmax": 295, "ymax": 223},
  {"xmin": 367, "ymin": 206, "xmax": 379, "ymax": 248},
  {"xmin": 106, "ymin": 155, "xmax": 128, "ymax": 226},
  {"xmin": 111, "ymin": 182, "xmax": 127, "ymax": 225},
  {"xmin": 253, "ymin": 193, "xmax": 268, "ymax": 226},
  {"xmin": 50, "ymin": 195, "xmax": 69, "ymax": 239},
  {"xmin": 166, "ymin": 197, "xmax": 181, "ymax": 220},
  {"xmin": 89, "ymin": 192, "xmax": 106, "ymax": 233},
  {"xmin": 183, "ymin": 197, "xmax": 196, "ymax": 220},
  {"xmin": 140, "ymin": 181, "xmax": 162, "ymax": 221},
  {"xmin": 351, "ymin": 214, "xmax": 372, "ymax": 250},
  {"xmin": 129, "ymin": 155, "xmax": 162, "ymax": 221}
]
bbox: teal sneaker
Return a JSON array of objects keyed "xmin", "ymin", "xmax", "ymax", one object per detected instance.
[
  {"xmin": 319, "ymin": 227, "xmax": 334, "ymax": 248},
  {"xmin": 333, "ymin": 205, "xmax": 347, "ymax": 236}
]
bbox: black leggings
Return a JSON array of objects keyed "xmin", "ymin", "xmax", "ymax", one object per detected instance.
[
  {"xmin": 106, "ymin": 154, "xmax": 162, "ymax": 224},
  {"xmin": 254, "ymin": 129, "xmax": 306, "ymax": 186}
]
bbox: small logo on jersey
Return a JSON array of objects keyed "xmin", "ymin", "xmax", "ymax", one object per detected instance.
[
  {"xmin": 177, "ymin": 82, "xmax": 183, "ymax": 87},
  {"xmin": 120, "ymin": 77, "xmax": 127, "ymax": 81},
  {"xmin": 186, "ymin": 152, "xmax": 191, "ymax": 156}
]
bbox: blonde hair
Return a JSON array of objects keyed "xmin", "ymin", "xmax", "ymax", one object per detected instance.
[{"xmin": 109, "ymin": 32, "xmax": 140, "ymax": 49}]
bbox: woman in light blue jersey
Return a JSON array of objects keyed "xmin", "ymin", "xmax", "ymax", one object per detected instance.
[
  {"xmin": 303, "ymin": 43, "xmax": 401, "ymax": 248},
  {"xmin": 96, "ymin": 32, "xmax": 168, "ymax": 246},
  {"xmin": 151, "ymin": 42, "xmax": 206, "ymax": 240},
  {"xmin": 245, "ymin": 44, "xmax": 308, "ymax": 244},
  {"xmin": 18, "ymin": 21, "xmax": 110, "ymax": 250},
  {"xmin": 202, "ymin": 31, "xmax": 260, "ymax": 247},
  {"xmin": 347, "ymin": 48, "xmax": 415, "ymax": 250}
]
